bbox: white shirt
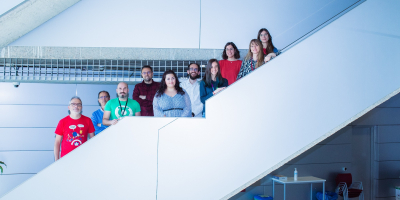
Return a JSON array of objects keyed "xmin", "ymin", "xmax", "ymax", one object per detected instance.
[{"xmin": 180, "ymin": 78, "xmax": 203, "ymax": 117}]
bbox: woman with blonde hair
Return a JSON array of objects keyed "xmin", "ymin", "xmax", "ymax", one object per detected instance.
[{"xmin": 236, "ymin": 39, "xmax": 265, "ymax": 80}]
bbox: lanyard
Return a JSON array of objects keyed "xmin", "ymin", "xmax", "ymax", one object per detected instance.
[
  {"xmin": 118, "ymin": 99, "xmax": 128, "ymax": 116},
  {"xmin": 211, "ymin": 82, "xmax": 218, "ymax": 91}
]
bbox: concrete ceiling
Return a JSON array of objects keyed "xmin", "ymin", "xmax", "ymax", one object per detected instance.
[{"xmin": 0, "ymin": 0, "xmax": 81, "ymax": 47}]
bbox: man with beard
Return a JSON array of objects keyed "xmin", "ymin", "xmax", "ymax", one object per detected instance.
[
  {"xmin": 180, "ymin": 63, "xmax": 203, "ymax": 117},
  {"xmin": 54, "ymin": 96, "xmax": 95, "ymax": 161},
  {"xmin": 132, "ymin": 65, "xmax": 160, "ymax": 116},
  {"xmin": 103, "ymin": 82, "xmax": 141, "ymax": 126}
]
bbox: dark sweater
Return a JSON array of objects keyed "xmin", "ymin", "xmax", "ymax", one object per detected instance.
[
  {"xmin": 132, "ymin": 80, "xmax": 160, "ymax": 116},
  {"xmin": 200, "ymin": 78, "xmax": 228, "ymax": 113}
]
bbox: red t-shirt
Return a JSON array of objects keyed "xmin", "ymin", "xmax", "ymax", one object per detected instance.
[
  {"xmin": 219, "ymin": 60, "xmax": 242, "ymax": 85},
  {"xmin": 55, "ymin": 115, "xmax": 95, "ymax": 157}
]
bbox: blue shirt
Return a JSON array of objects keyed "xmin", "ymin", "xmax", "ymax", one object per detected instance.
[{"xmin": 91, "ymin": 108, "xmax": 108, "ymax": 135}]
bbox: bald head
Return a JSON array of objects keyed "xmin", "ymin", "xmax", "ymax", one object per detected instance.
[{"xmin": 116, "ymin": 82, "xmax": 129, "ymax": 100}]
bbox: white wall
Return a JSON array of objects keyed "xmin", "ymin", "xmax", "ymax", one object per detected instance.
[
  {"xmin": 0, "ymin": 82, "xmax": 135, "ymax": 197},
  {"xmin": 9, "ymin": 0, "xmax": 360, "ymax": 49}
]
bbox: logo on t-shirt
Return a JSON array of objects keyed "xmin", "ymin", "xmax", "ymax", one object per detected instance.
[
  {"xmin": 67, "ymin": 124, "xmax": 85, "ymax": 147},
  {"xmin": 115, "ymin": 106, "xmax": 133, "ymax": 118}
]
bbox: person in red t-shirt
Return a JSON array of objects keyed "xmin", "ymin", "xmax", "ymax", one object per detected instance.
[
  {"xmin": 54, "ymin": 96, "xmax": 95, "ymax": 161},
  {"xmin": 219, "ymin": 42, "xmax": 242, "ymax": 85}
]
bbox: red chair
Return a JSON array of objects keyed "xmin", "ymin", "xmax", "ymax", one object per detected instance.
[{"xmin": 335, "ymin": 173, "xmax": 363, "ymax": 200}]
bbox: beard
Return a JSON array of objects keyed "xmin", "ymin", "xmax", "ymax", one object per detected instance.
[
  {"xmin": 118, "ymin": 92, "xmax": 129, "ymax": 98},
  {"xmin": 143, "ymin": 76, "xmax": 152, "ymax": 82},
  {"xmin": 189, "ymin": 72, "xmax": 199, "ymax": 80}
]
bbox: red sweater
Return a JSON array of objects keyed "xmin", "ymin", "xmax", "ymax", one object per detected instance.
[{"xmin": 219, "ymin": 60, "xmax": 242, "ymax": 85}]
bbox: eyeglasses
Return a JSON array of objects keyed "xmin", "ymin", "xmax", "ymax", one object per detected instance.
[
  {"xmin": 189, "ymin": 68, "xmax": 198, "ymax": 72},
  {"xmin": 70, "ymin": 103, "xmax": 82, "ymax": 107},
  {"xmin": 99, "ymin": 96, "xmax": 109, "ymax": 99},
  {"xmin": 142, "ymin": 72, "xmax": 152, "ymax": 75}
]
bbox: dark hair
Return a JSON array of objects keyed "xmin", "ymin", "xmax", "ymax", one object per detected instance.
[
  {"xmin": 202, "ymin": 59, "xmax": 224, "ymax": 87},
  {"xmin": 257, "ymin": 28, "xmax": 276, "ymax": 54},
  {"xmin": 98, "ymin": 90, "xmax": 110, "ymax": 98},
  {"xmin": 142, "ymin": 65, "xmax": 153, "ymax": 72},
  {"xmin": 222, "ymin": 42, "xmax": 240, "ymax": 60},
  {"xmin": 97, "ymin": 91, "xmax": 110, "ymax": 106},
  {"xmin": 187, "ymin": 63, "xmax": 200, "ymax": 72},
  {"xmin": 156, "ymin": 70, "xmax": 185, "ymax": 97}
]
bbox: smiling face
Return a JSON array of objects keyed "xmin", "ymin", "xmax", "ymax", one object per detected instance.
[
  {"xmin": 165, "ymin": 74, "xmax": 176, "ymax": 88},
  {"xmin": 250, "ymin": 42, "xmax": 260, "ymax": 55},
  {"xmin": 116, "ymin": 82, "xmax": 129, "ymax": 98},
  {"xmin": 259, "ymin": 30, "xmax": 269, "ymax": 43},
  {"xmin": 141, "ymin": 67, "xmax": 153, "ymax": 82},
  {"xmin": 68, "ymin": 98, "xmax": 82, "ymax": 115},
  {"xmin": 225, "ymin": 45, "xmax": 235, "ymax": 59},
  {"xmin": 210, "ymin": 61, "xmax": 219, "ymax": 76},
  {"xmin": 187, "ymin": 64, "xmax": 200, "ymax": 80}
]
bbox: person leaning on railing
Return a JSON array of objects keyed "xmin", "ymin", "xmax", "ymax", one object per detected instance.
[
  {"xmin": 200, "ymin": 59, "xmax": 228, "ymax": 117},
  {"xmin": 219, "ymin": 42, "xmax": 242, "ymax": 85},
  {"xmin": 153, "ymin": 70, "xmax": 192, "ymax": 117},
  {"xmin": 236, "ymin": 39, "xmax": 265, "ymax": 80},
  {"xmin": 257, "ymin": 28, "xmax": 280, "ymax": 63}
]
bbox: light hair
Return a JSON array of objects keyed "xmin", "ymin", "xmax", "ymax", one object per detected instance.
[
  {"xmin": 69, "ymin": 96, "xmax": 82, "ymax": 105},
  {"xmin": 68, "ymin": 96, "xmax": 82, "ymax": 114},
  {"xmin": 245, "ymin": 39, "xmax": 265, "ymax": 68}
]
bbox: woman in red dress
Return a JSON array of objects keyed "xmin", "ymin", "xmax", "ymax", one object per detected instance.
[{"xmin": 219, "ymin": 42, "xmax": 242, "ymax": 85}]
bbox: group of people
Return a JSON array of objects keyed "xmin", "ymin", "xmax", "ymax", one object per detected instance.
[{"xmin": 54, "ymin": 28, "xmax": 279, "ymax": 160}]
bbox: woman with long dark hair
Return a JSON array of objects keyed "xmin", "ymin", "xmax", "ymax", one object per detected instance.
[
  {"xmin": 219, "ymin": 42, "xmax": 242, "ymax": 85},
  {"xmin": 200, "ymin": 59, "xmax": 228, "ymax": 116},
  {"xmin": 153, "ymin": 70, "xmax": 192, "ymax": 117},
  {"xmin": 257, "ymin": 28, "xmax": 279, "ymax": 62},
  {"xmin": 236, "ymin": 39, "xmax": 265, "ymax": 80}
]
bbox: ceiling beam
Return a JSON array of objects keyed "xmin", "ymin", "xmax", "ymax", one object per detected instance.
[{"xmin": 0, "ymin": 0, "xmax": 81, "ymax": 47}]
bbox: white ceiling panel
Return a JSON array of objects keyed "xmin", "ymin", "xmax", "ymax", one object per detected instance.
[{"xmin": 9, "ymin": 0, "xmax": 200, "ymax": 48}]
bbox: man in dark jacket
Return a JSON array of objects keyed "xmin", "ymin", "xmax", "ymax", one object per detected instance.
[{"xmin": 132, "ymin": 65, "xmax": 160, "ymax": 116}]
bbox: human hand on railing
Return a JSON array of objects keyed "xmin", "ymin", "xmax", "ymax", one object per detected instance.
[
  {"xmin": 111, "ymin": 119, "xmax": 119, "ymax": 125},
  {"xmin": 213, "ymin": 87, "xmax": 226, "ymax": 95},
  {"xmin": 264, "ymin": 53, "xmax": 277, "ymax": 63}
]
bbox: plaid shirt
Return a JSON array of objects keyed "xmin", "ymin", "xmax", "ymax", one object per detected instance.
[{"xmin": 132, "ymin": 80, "xmax": 160, "ymax": 116}]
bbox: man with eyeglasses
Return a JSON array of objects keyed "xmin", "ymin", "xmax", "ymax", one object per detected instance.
[
  {"xmin": 103, "ymin": 82, "xmax": 141, "ymax": 126},
  {"xmin": 180, "ymin": 63, "xmax": 203, "ymax": 117},
  {"xmin": 91, "ymin": 91, "xmax": 110, "ymax": 135},
  {"xmin": 132, "ymin": 65, "xmax": 160, "ymax": 116},
  {"xmin": 54, "ymin": 96, "xmax": 95, "ymax": 161}
]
